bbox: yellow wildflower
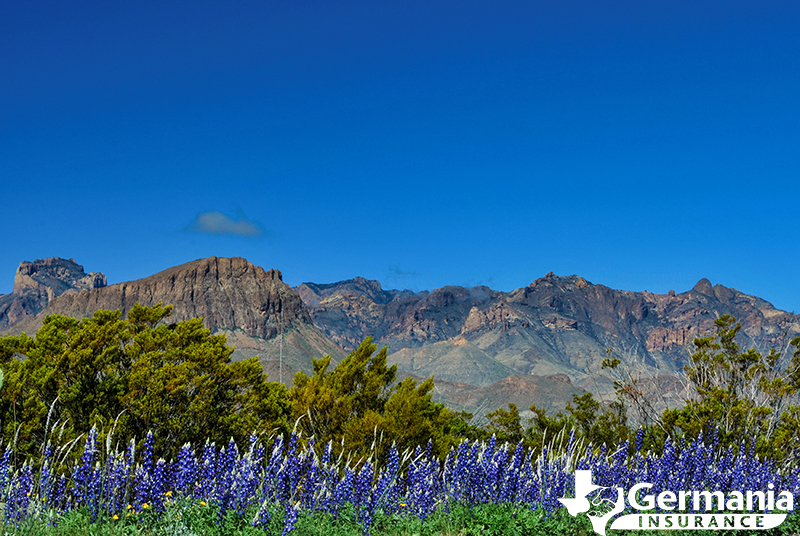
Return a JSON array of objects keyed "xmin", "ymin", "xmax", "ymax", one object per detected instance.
[
  {"xmin": 126, "ymin": 504, "xmax": 132, "ymax": 510},
  {"xmin": 165, "ymin": 490, "xmax": 173, "ymax": 497},
  {"xmin": 142, "ymin": 503, "xmax": 149, "ymax": 509},
  {"xmin": 200, "ymin": 501, "xmax": 207, "ymax": 506},
  {"xmin": 112, "ymin": 515, "xmax": 119, "ymax": 520}
]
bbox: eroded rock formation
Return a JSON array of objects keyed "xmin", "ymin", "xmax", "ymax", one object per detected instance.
[{"xmin": 0, "ymin": 258, "xmax": 106, "ymax": 329}]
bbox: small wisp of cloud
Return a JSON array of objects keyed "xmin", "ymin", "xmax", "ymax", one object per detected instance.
[
  {"xmin": 186, "ymin": 211, "xmax": 264, "ymax": 237},
  {"xmin": 388, "ymin": 265, "xmax": 419, "ymax": 280},
  {"xmin": 385, "ymin": 265, "xmax": 422, "ymax": 291}
]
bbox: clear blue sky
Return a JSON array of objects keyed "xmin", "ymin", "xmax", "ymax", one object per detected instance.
[{"xmin": 2, "ymin": 1, "xmax": 799, "ymax": 311}]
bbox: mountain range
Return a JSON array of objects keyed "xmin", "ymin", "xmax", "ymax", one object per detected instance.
[{"xmin": 2, "ymin": 256, "xmax": 798, "ymax": 419}]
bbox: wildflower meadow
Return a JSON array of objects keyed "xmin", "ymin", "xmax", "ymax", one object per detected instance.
[{"xmin": 0, "ymin": 426, "xmax": 797, "ymax": 536}]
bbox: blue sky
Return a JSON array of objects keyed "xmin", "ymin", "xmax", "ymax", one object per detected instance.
[{"xmin": 2, "ymin": 1, "xmax": 799, "ymax": 311}]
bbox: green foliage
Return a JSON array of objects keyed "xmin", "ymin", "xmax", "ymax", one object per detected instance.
[
  {"xmin": 595, "ymin": 314, "xmax": 800, "ymax": 462},
  {"xmin": 485, "ymin": 402, "xmax": 524, "ymax": 444},
  {"xmin": 565, "ymin": 392, "xmax": 628, "ymax": 448},
  {"xmin": 6, "ymin": 302, "xmax": 800, "ymax": 468},
  {"xmin": 484, "ymin": 393, "xmax": 628, "ymax": 455},
  {"xmin": 658, "ymin": 315, "xmax": 800, "ymax": 459},
  {"xmin": 288, "ymin": 338, "xmax": 465, "ymax": 462},
  {"xmin": 5, "ymin": 499, "xmax": 800, "ymax": 536},
  {"xmin": 0, "ymin": 303, "xmax": 290, "ymax": 459},
  {"xmin": 0, "ymin": 499, "xmax": 608, "ymax": 536}
]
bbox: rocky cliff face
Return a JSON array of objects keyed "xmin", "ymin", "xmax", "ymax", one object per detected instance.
[
  {"xmin": 297, "ymin": 279, "xmax": 499, "ymax": 352},
  {"xmin": 297, "ymin": 272, "xmax": 800, "ymax": 406},
  {"xmin": 3, "ymin": 257, "xmax": 345, "ymax": 377},
  {"xmin": 40, "ymin": 257, "xmax": 308, "ymax": 338},
  {"xmin": 0, "ymin": 258, "xmax": 106, "ymax": 329}
]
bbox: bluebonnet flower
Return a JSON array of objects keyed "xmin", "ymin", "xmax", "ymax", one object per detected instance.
[
  {"xmin": 199, "ymin": 440, "xmax": 217, "ymax": 502},
  {"xmin": 215, "ymin": 438, "xmax": 238, "ymax": 521},
  {"xmin": 0, "ymin": 423, "xmax": 793, "ymax": 533},
  {"xmin": 72, "ymin": 427, "xmax": 101, "ymax": 519},
  {"xmin": 234, "ymin": 436, "xmax": 263, "ymax": 516},
  {"xmin": 0, "ymin": 446, "xmax": 11, "ymax": 493},
  {"xmin": 252, "ymin": 497, "xmax": 272, "ymax": 528},
  {"xmin": 6, "ymin": 462, "xmax": 34, "ymax": 523},
  {"xmin": 151, "ymin": 459, "xmax": 167, "ymax": 513},
  {"xmin": 175, "ymin": 443, "xmax": 197, "ymax": 497},
  {"xmin": 281, "ymin": 502, "xmax": 299, "ymax": 536}
]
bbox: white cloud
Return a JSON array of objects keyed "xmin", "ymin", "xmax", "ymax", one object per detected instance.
[{"xmin": 187, "ymin": 211, "xmax": 264, "ymax": 237}]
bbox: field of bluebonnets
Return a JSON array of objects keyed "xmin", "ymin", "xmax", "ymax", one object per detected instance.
[{"xmin": 0, "ymin": 426, "xmax": 797, "ymax": 535}]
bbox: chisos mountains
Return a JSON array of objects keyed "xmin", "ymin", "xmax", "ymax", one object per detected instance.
[
  {"xmin": 2, "ymin": 256, "xmax": 798, "ymax": 418},
  {"xmin": 0, "ymin": 257, "xmax": 345, "ymax": 383}
]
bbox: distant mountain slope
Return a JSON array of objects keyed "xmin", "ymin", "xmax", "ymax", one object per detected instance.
[
  {"xmin": 0, "ymin": 258, "xmax": 106, "ymax": 329},
  {"xmin": 295, "ymin": 279, "xmax": 499, "ymax": 352},
  {"xmin": 3, "ymin": 257, "xmax": 345, "ymax": 377},
  {"xmin": 433, "ymin": 374, "xmax": 585, "ymax": 419},
  {"xmin": 388, "ymin": 338, "xmax": 517, "ymax": 387},
  {"xmin": 297, "ymin": 273, "xmax": 800, "ymax": 399}
]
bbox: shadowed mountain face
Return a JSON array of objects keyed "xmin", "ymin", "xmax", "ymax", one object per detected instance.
[
  {"xmin": 296, "ymin": 273, "xmax": 800, "ymax": 406},
  {"xmin": 0, "ymin": 258, "xmax": 106, "ymax": 329},
  {"xmin": 295, "ymin": 280, "xmax": 499, "ymax": 352}
]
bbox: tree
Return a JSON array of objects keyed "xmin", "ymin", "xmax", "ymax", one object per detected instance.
[
  {"xmin": 288, "ymin": 339, "xmax": 397, "ymax": 450},
  {"xmin": 381, "ymin": 376, "xmax": 464, "ymax": 457},
  {"xmin": 0, "ymin": 303, "xmax": 290, "ymax": 459},
  {"xmin": 485, "ymin": 403, "xmax": 524, "ymax": 444},
  {"xmin": 287, "ymin": 338, "xmax": 465, "ymax": 462},
  {"xmin": 659, "ymin": 315, "xmax": 799, "ymax": 459},
  {"xmin": 483, "ymin": 392, "xmax": 629, "ymax": 456}
]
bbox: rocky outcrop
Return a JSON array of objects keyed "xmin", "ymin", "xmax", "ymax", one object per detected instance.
[
  {"xmin": 0, "ymin": 258, "xmax": 106, "ymax": 329},
  {"xmin": 294, "ymin": 277, "xmax": 411, "ymax": 350},
  {"xmin": 297, "ymin": 279, "xmax": 499, "ymax": 352},
  {"xmin": 37, "ymin": 257, "xmax": 308, "ymax": 338},
  {"xmin": 3, "ymin": 257, "xmax": 346, "ymax": 375}
]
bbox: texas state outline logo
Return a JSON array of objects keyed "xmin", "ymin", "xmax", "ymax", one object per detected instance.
[{"xmin": 559, "ymin": 470, "xmax": 792, "ymax": 535}]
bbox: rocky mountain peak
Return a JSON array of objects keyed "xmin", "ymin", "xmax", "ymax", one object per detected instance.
[
  {"xmin": 295, "ymin": 277, "xmax": 400, "ymax": 308},
  {"xmin": 24, "ymin": 256, "xmax": 307, "ymax": 339},
  {"xmin": 693, "ymin": 278, "xmax": 714, "ymax": 296},
  {"xmin": 0, "ymin": 257, "xmax": 107, "ymax": 329},
  {"xmin": 527, "ymin": 272, "xmax": 593, "ymax": 291},
  {"xmin": 1, "ymin": 256, "xmax": 346, "ymax": 378},
  {"xmin": 13, "ymin": 257, "xmax": 107, "ymax": 295}
]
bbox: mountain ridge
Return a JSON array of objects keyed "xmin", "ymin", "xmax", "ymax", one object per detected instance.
[
  {"xmin": 3, "ymin": 256, "xmax": 798, "ymax": 416},
  {"xmin": 296, "ymin": 271, "xmax": 800, "ymax": 406}
]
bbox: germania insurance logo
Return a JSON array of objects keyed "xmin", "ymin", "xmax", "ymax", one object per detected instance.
[{"xmin": 559, "ymin": 470, "xmax": 794, "ymax": 535}]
